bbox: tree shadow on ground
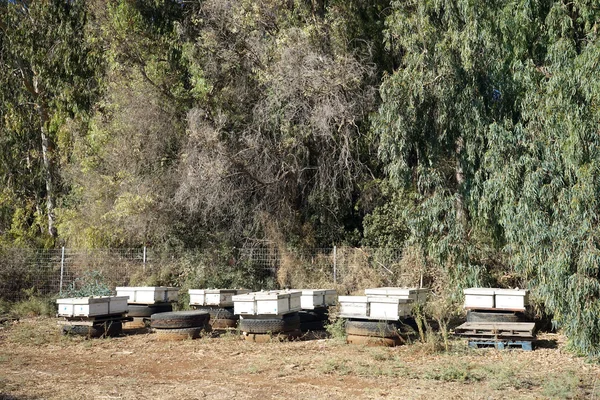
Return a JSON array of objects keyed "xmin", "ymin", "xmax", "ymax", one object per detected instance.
[{"xmin": 534, "ymin": 339, "xmax": 558, "ymax": 349}]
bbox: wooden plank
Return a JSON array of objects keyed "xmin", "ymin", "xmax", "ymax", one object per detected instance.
[
  {"xmin": 454, "ymin": 322, "xmax": 536, "ymax": 339},
  {"xmin": 455, "ymin": 322, "xmax": 535, "ymax": 331},
  {"xmin": 464, "ymin": 306, "xmax": 526, "ymax": 312},
  {"xmin": 58, "ymin": 314, "xmax": 132, "ymax": 326},
  {"xmin": 468, "ymin": 340, "xmax": 533, "ymax": 351},
  {"xmin": 457, "ymin": 332, "xmax": 535, "ymax": 339}
]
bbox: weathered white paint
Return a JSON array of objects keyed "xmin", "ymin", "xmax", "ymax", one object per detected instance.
[
  {"xmin": 56, "ymin": 296, "xmax": 129, "ymax": 317},
  {"xmin": 368, "ymin": 296, "xmax": 413, "ymax": 320},
  {"xmin": 463, "ymin": 288, "xmax": 496, "ymax": 309},
  {"xmin": 115, "ymin": 287, "xmax": 179, "ymax": 304}
]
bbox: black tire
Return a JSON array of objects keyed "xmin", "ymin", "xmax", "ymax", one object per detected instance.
[
  {"xmin": 243, "ymin": 329, "xmax": 302, "ymax": 343},
  {"xmin": 300, "ymin": 320, "xmax": 326, "ymax": 332},
  {"xmin": 154, "ymin": 327, "xmax": 204, "ymax": 341},
  {"xmin": 298, "ymin": 310, "xmax": 320, "ymax": 323},
  {"xmin": 151, "ymin": 310, "xmax": 210, "ymax": 329},
  {"xmin": 192, "ymin": 306, "xmax": 236, "ymax": 320},
  {"xmin": 62, "ymin": 321, "xmax": 122, "ymax": 338},
  {"xmin": 239, "ymin": 313, "xmax": 301, "ymax": 334},
  {"xmin": 127, "ymin": 303, "xmax": 173, "ymax": 317},
  {"xmin": 312, "ymin": 307, "xmax": 329, "ymax": 318},
  {"xmin": 345, "ymin": 320, "xmax": 405, "ymax": 338},
  {"xmin": 210, "ymin": 319, "xmax": 238, "ymax": 329},
  {"xmin": 466, "ymin": 310, "xmax": 527, "ymax": 323}
]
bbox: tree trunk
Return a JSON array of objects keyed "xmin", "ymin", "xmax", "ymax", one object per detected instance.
[
  {"xmin": 455, "ymin": 137, "xmax": 467, "ymax": 232},
  {"xmin": 34, "ymin": 78, "xmax": 57, "ymax": 238}
]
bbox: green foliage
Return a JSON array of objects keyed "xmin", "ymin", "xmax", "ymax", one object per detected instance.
[
  {"xmin": 11, "ymin": 296, "xmax": 56, "ymax": 318},
  {"xmin": 325, "ymin": 318, "xmax": 347, "ymax": 342},
  {"xmin": 0, "ymin": 0, "xmax": 103, "ymax": 243},
  {"xmin": 62, "ymin": 271, "xmax": 112, "ymax": 297},
  {"xmin": 373, "ymin": 0, "xmax": 600, "ymax": 358}
]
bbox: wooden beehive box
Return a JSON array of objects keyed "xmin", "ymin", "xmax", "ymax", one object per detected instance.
[
  {"xmin": 364, "ymin": 287, "xmax": 429, "ymax": 304},
  {"xmin": 57, "ymin": 296, "xmax": 129, "ymax": 318},
  {"xmin": 233, "ymin": 290, "xmax": 301, "ymax": 316},
  {"xmin": 115, "ymin": 286, "xmax": 179, "ymax": 304},
  {"xmin": 232, "ymin": 293, "xmax": 257, "ymax": 315},
  {"xmin": 367, "ymin": 296, "xmax": 413, "ymax": 320},
  {"xmin": 495, "ymin": 289, "xmax": 529, "ymax": 311},
  {"xmin": 189, "ymin": 289, "xmax": 250, "ymax": 307},
  {"xmin": 255, "ymin": 290, "xmax": 301, "ymax": 315},
  {"xmin": 298, "ymin": 289, "xmax": 337, "ymax": 309},
  {"xmin": 338, "ymin": 296, "xmax": 369, "ymax": 318},
  {"xmin": 463, "ymin": 288, "xmax": 496, "ymax": 309}
]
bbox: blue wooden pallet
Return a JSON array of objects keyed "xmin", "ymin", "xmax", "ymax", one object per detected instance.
[{"xmin": 468, "ymin": 340, "xmax": 533, "ymax": 351}]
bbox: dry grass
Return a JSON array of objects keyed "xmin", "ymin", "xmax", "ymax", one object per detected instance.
[{"xmin": 1, "ymin": 318, "xmax": 599, "ymax": 399}]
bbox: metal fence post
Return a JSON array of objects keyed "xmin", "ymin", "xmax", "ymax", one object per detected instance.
[
  {"xmin": 333, "ymin": 246, "xmax": 337, "ymax": 284},
  {"xmin": 143, "ymin": 246, "xmax": 147, "ymax": 273},
  {"xmin": 59, "ymin": 246, "xmax": 65, "ymax": 295}
]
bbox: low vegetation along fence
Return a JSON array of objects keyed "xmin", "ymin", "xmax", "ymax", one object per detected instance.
[{"xmin": 0, "ymin": 246, "xmax": 423, "ymax": 302}]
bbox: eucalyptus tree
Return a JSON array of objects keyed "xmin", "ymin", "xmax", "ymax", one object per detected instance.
[
  {"xmin": 0, "ymin": 0, "xmax": 101, "ymax": 244},
  {"xmin": 481, "ymin": 0, "xmax": 600, "ymax": 358},
  {"xmin": 375, "ymin": 0, "xmax": 600, "ymax": 357},
  {"xmin": 373, "ymin": 0, "xmax": 511, "ymax": 286}
]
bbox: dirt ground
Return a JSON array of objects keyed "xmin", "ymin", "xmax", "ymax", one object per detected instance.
[{"xmin": 0, "ymin": 318, "xmax": 599, "ymax": 400}]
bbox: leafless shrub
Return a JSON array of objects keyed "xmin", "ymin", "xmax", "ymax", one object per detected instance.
[{"xmin": 175, "ymin": 1, "xmax": 378, "ymax": 243}]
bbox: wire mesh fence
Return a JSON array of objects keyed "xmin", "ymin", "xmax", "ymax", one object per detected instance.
[{"xmin": 0, "ymin": 246, "xmax": 421, "ymax": 302}]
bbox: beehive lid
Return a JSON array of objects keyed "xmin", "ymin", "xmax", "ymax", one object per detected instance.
[
  {"xmin": 299, "ymin": 289, "xmax": 327, "ymax": 295},
  {"xmin": 232, "ymin": 293, "xmax": 256, "ymax": 301},
  {"xmin": 463, "ymin": 288, "xmax": 497, "ymax": 295},
  {"xmin": 254, "ymin": 291, "xmax": 291, "ymax": 300},
  {"xmin": 56, "ymin": 296, "xmax": 113, "ymax": 305},
  {"xmin": 365, "ymin": 287, "xmax": 418, "ymax": 296},
  {"xmin": 367, "ymin": 296, "xmax": 411, "ymax": 304},
  {"xmin": 495, "ymin": 289, "xmax": 528, "ymax": 296},
  {"xmin": 116, "ymin": 286, "xmax": 178, "ymax": 291},
  {"xmin": 338, "ymin": 296, "xmax": 368, "ymax": 303}
]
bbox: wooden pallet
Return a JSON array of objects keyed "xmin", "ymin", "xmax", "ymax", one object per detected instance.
[
  {"xmin": 58, "ymin": 313, "xmax": 133, "ymax": 327},
  {"xmin": 468, "ymin": 340, "xmax": 533, "ymax": 351},
  {"xmin": 454, "ymin": 322, "xmax": 536, "ymax": 339}
]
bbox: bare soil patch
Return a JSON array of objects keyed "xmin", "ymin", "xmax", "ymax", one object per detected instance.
[{"xmin": 0, "ymin": 318, "xmax": 598, "ymax": 399}]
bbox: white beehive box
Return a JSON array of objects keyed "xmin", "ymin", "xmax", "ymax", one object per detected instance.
[
  {"xmin": 338, "ymin": 296, "xmax": 369, "ymax": 318},
  {"xmin": 57, "ymin": 296, "xmax": 129, "ymax": 318},
  {"xmin": 495, "ymin": 289, "xmax": 529, "ymax": 311},
  {"xmin": 189, "ymin": 289, "xmax": 250, "ymax": 307},
  {"xmin": 287, "ymin": 290, "xmax": 302, "ymax": 311},
  {"xmin": 299, "ymin": 289, "xmax": 326, "ymax": 309},
  {"xmin": 115, "ymin": 286, "xmax": 179, "ymax": 304},
  {"xmin": 463, "ymin": 288, "xmax": 496, "ymax": 309},
  {"xmin": 364, "ymin": 287, "xmax": 429, "ymax": 304},
  {"xmin": 232, "ymin": 293, "xmax": 257, "ymax": 315},
  {"xmin": 233, "ymin": 290, "xmax": 301, "ymax": 316},
  {"xmin": 298, "ymin": 289, "xmax": 337, "ymax": 309},
  {"xmin": 255, "ymin": 290, "xmax": 301, "ymax": 315},
  {"xmin": 368, "ymin": 296, "xmax": 412, "ymax": 320}
]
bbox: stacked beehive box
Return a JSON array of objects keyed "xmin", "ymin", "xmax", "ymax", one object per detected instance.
[
  {"xmin": 232, "ymin": 290, "xmax": 302, "ymax": 342},
  {"xmin": 56, "ymin": 296, "xmax": 130, "ymax": 337},
  {"xmin": 454, "ymin": 288, "xmax": 535, "ymax": 350},
  {"xmin": 338, "ymin": 287, "xmax": 429, "ymax": 347},
  {"xmin": 189, "ymin": 288, "xmax": 250, "ymax": 330},
  {"xmin": 115, "ymin": 286, "xmax": 179, "ymax": 329},
  {"xmin": 296, "ymin": 289, "xmax": 337, "ymax": 332}
]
